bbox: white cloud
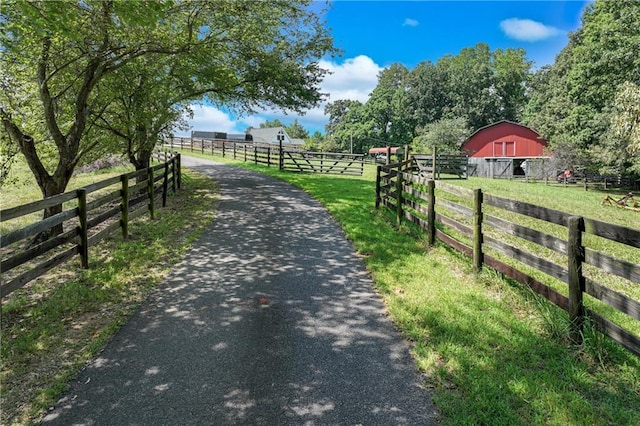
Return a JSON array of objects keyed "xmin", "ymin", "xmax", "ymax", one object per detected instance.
[
  {"xmin": 178, "ymin": 55, "xmax": 383, "ymax": 136},
  {"xmin": 182, "ymin": 105, "xmax": 237, "ymax": 133},
  {"xmin": 403, "ymin": 18, "xmax": 419, "ymax": 27},
  {"xmin": 500, "ymin": 18, "xmax": 563, "ymax": 42},
  {"xmin": 319, "ymin": 55, "xmax": 381, "ymax": 103}
]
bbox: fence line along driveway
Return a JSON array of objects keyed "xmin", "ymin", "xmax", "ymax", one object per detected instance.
[{"xmin": 42, "ymin": 156, "xmax": 437, "ymax": 425}]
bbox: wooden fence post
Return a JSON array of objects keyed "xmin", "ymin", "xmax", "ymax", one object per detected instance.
[
  {"xmin": 375, "ymin": 165, "xmax": 381, "ymax": 209},
  {"xmin": 162, "ymin": 162, "xmax": 168, "ymax": 207},
  {"xmin": 568, "ymin": 216, "xmax": 585, "ymax": 345},
  {"xmin": 148, "ymin": 168, "xmax": 155, "ymax": 220},
  {"xmin": 244, "ymin": 145, "xmax": 247, "ymax": 162},
  {"xmin": 279, "ymin": 140, "xmax": 284, "ymax": 170},
  {"xmin": 121, "ymin": 174, "xmax": 129, "ymax": 240},
  {"xmin": 267, "ymin": 147, "xmax": 271, "ymax": 167},
  {"xmin": 77, "ymin": 188, "xmax": 89, "ymax": 268},
  {"xmin": 473, "ymin": 188, "xmax": 484, "ymax": 273},
  {"xmin": 200, "ymin": 139, "xmax": 204, "ymax": 154},
  {"xmin": 176, "ymin": 154, "xmax": 181, "ymax": 190},
  {"xmin": 222, "ymin": 141, "xmax": 226, "ymax": 158},
  {"xmin": 386, "ymin": 146, "xmax": 391, "ymax": 165},
  {"xmin": 170, "ymin": 157, "xmax": 175, "ymax": 193},
  {"xmin": 427, "ymin": 179, "xmax": 435, "ymax": 247},
  {"xmin": 233, "ymin": 142, "xmax": 237, "ymax": 159},
  {"xmin": 396, "ymin": 167, "xmax": 403, "ymax": 226},
  {"xmin": 432, "ymin": 146, "xmax": 438, "ymax": 180},
  {"xmin": 254, "ymin": 146, "xmax": 258, "ymax": 164}
]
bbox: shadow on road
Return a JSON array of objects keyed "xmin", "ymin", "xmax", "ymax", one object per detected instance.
[{"xmin": 42, "ymin": 159, "xmax": 436, "ymax": 425}]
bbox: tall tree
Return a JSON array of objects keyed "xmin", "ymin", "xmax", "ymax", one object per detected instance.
[
  {"xmin": 362, "ymin": 63, "xmax": 410, "ymax": 145},
  {"xmin": 524, "ymin": 0, "xmax": 640, "ymax": 174},
  {"xmin": 285, "ymin": 119, "xmax": 309, "ymax": 139},
  {"xmin": 1, "ymin": 0, "xmax": 336, "ymax": 201},
  {"xmin": 405, "ymin": 61, "xmax": 450, "ymax": 129},
  {"xmin": 1, "ymin": 1, "xmax": 183, "ymax": 209}
]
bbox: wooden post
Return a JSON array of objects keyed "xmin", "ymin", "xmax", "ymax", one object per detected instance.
[
  {"xmin": 222, "ymin": 141, "xmax": 226, "ymax": 158},
  {"xmin": 396, "ymin": 167, "xmax": 403, "ymax": 226},
  {"xmin": 121, "ymin": 174, "xmax": 129, "ymax": 240},
  {"xmin": 233, "ymin": 142, "xmax": 237, "ymax": 159},
  {"xmin": 148, "ymin": 167, "xmax": 155, "ymax": 220},
  {"xmin": 244, "ymin": 145, "xmax": 247, "ymax": 162},
  {"xmin": 176, "ymin": 154, "xmax": 181, "ymax": 190},
  {"xmin": 375, "ymin": 165, "xmax": 381, "ymax": 209},
  {"xmin": 211, "ymin": 140, "xmax": 214, "ymax": 156},
  {"xmin": 171, "ymin": 157, "xmax": 177, "ymax": 193},
  {"xmin": 427, "ymin": 179, "xmax": 435, "ymax": 247},
  {"xmin": 386, "ymin": 146, "xmax": 391, "ymax": 165},
  {"xmin": 432, "ymin": 146, "xmax": 438, "ymax": 180},
  {"xmin": 254, "ymin": 146, "xmax": 257, "ymax": 164},
  {"xmin": 77, "ymin": 189, "xmax": 89, "ymax": 268},
  {"xmin": 200, "ymin": 139, "xmax": 204, "ymax": 154},
  {"xmin": 267, "ymin": 147, "xmax": 271, "ymax": 167},
  {"xmin": 473, "ymin": 188, "xmax": 483, "ymax": 273},
  {"xmin": 279, "ymin": 140, "xmax": 284, "ymax": 170},
  {"xmin": 162, "ymin": 162, "xmax": 168, "ymax": 207},
  {"xmin": 568, "ymin": 216, "xmax": 585, "ymax": 345}
]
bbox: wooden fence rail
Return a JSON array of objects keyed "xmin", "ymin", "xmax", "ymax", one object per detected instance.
[
  {"xmin": 376, "ymin": 160, "xmax": 640, "ymax": 357},
  {"xmin": 0, "ymin": 152, "xmax": 181, "ymax": 298},
  {"xmin": 165, "ymin": 137, "xmax": 365, "ymax": 176}
]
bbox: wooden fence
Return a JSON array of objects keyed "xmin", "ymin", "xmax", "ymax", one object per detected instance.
[
  {"xmin": 376, "ymin": 159, "xmax": 640, "ymax": 356},
  {"xmin": 412, "ymin": 153, "xmax": 469, "ymax": 179},
  {"xmin": 166, "ymin": 136, "xmax": 364, "ymax": 176},
  {"xmin": 0, "ymin": 152, "xmax": 181, "ymax": 298}
]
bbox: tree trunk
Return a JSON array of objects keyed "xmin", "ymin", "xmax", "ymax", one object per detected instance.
[{"xmin": 2, "ymin": 115, "xmax": 74, "ymax": 241}]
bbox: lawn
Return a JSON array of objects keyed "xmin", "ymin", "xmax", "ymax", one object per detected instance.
[
  {"xmin": 177, "ymin": 149, "xmax": 640, "ymax": 425},
  {"xmin": 2, "ymin": 150, "xmax": 639, "ymax": 425}
]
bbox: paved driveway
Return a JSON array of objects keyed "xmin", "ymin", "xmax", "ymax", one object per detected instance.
[{"xmin": 42, "ymin": 157, "xmax": 436, "ymax": 425}]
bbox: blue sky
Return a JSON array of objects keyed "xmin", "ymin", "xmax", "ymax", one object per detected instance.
[{"xmin": 180, "ymin": 0, "xmax": 592, "ymax": 137}]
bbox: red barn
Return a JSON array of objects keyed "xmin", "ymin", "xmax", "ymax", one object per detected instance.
[
  {"xmin": 461, "ymin": 121, "xmax": 552, "ymax": 179},
  {"xmin": 463, "ymin": 120, "xmax": 547, "ymax": 158}
]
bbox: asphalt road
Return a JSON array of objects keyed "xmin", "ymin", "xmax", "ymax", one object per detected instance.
[{"xmin": 42, "ymin": 157, "xmax": 437, "ymax": 425}]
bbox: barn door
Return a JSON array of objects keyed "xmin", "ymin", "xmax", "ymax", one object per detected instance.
[{"xmin": 493, "ymin": 159, "xmax": 512, "ymax": 178}]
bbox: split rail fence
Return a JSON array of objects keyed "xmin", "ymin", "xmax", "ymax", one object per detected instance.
[
  {"xmin": 376, "ymin": 159, "xmax": 640, "ymax": 356},
  {"xmin": 0, "ymin": 152, "xmax": 181, "ymax": 298},
  {"xmin": 166, "ymin": 136, "xmax": 364, "ymax": 176}
]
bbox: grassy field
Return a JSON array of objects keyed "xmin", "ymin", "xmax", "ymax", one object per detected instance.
[
  {"xmin": 1, "ymin": 165, "xmax": 220, "ymax": 424},
  {"xmin": 176, "ymin": 150, "xmax": 640, "ymax": 425},
  {"xmin": 2, "ymin": 151, "xmax": 639, "ymax": 425}
]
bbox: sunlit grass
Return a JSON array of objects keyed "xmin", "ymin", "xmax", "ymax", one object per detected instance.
[
  {"xmin": 179, "ymin": 148, "xmax": 640, "ymax": 425},
  {"xmin": 1, "ymin": 168, "xmax": 219, "ymax": 424}
]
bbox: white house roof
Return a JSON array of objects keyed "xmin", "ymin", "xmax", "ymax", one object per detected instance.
[{"xmin": 248, "ymin": 127, "xmax": 292, "ymax": 144}]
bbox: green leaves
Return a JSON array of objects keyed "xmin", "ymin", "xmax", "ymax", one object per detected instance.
[
  {"xmin": 2, "ymin": 0, "xmax": 336, "ymax": 197},
  {"xmin": 524, "ymin": 0, "xmax": 640, "ymax": 175}
]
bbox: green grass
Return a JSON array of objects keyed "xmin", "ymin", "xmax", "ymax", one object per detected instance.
[
  {"xmin": 1, "ymin": 168, "xmax": 219, "ymax": 425},
  {"xmin": 3, "ymin": 149, "xmax": 639, "ymax": 424},
  {"xmin": 177, "ymin": 149, "xmax": 640, "ymax": 425}
]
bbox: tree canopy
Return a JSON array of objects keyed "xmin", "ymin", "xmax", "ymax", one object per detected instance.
[
  {"xmin": 524, "ymin": 0, "xmax": 640, "ymax": 174},
  {"xmin": 1, "ymin": 0, "xmax": 336, "ymax": 198},
  {"xmin": 324, "ymin": 43, "xmax": 531, "ymax": 154}
]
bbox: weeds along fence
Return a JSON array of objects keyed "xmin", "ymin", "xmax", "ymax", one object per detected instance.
[
  {"xmin": 166, "ymin": 136, "xmax": 365, "ymax": 176},
  {"xmin": 376, "ymin": 159, "xmax": 640, "ymax": 356},
  {"xmin": 0, "ymin": 152, "xmax": 181, "ymax": 298}
]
